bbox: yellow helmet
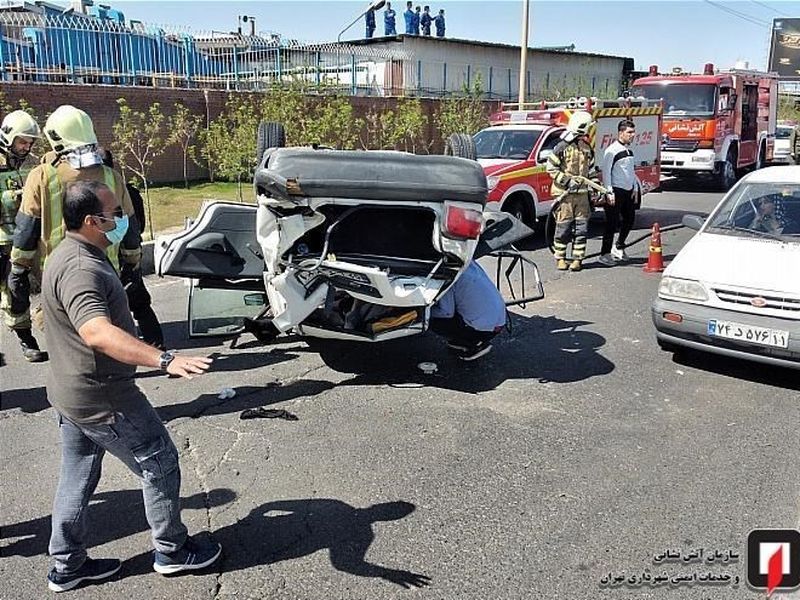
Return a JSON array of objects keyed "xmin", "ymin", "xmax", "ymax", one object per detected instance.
[
  {"xmin": 0, "ymin": 110, "xmax": 41, "ymax": 151},
  {"xmin": 44, "ymin": 105, "xmax": 97, "ymax": 154}
]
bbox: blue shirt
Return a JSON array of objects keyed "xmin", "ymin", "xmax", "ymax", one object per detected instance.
[
  {"xmin": 431, "ymin": 262, "xmax": 507, "ymax": 332},
  {"xmin": 365, "ymin": 9, "xmax": 376, "ymax": 28},
  {"xmin": 411, "ymin": 11, "xmax": 420, "ymax": 33},
  {"xmin": 404, "ymin": 9, "xmax": 414, "ymax": 33},
  {"xmin": 384, "ymin": 8, "xmax": 396, "ymax": 34},
  {"xmin": 434, "ymin": 14, "xmax": 445, "ymax": 36}
]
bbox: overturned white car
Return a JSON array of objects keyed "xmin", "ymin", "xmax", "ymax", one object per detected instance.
[{"xmin": 155, "ymin": 127, "xmax": 542, "ymax": 343}]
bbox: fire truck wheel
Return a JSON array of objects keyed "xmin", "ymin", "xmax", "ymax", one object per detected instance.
[
  {"xmin": 444, "ymin": 133, "xmax": 477, "ymax": 160},
  {"xmin": 716, "ymin": 150, "xmax": 737, "ymax": 191},
  {"xmin": 256, "ymin": 122, "xmax": 286, "ymax": 164}
]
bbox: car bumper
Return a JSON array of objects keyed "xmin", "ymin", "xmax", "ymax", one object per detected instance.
[
  {"xmin": 660, "ymin": 150, "xmax": 716, "ymax": 172},
  {"xmin": 651, "ymin": 298, "xmax": 800, "ymax": 370},
  {"xmin": 771, "ymin": 153, "xmax": 793, "ymax": 165}
]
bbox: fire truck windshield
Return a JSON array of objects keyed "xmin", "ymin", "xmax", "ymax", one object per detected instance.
[
  {"xmin": 631, "ymin": 84, "xmax": 717, "ymax": 117},
  {"xmin": 474, "ymin": 128, "xmax": 542, "ymax": 160}
]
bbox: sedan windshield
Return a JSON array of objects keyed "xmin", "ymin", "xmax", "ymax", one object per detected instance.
[
  {"xmin": 474, "ymin": 128, "xmax": 542, "ymax": 160},
  {"xmin": 631, "ymin": 83, "xmax": 716, "ymax": 117},
  {"xmin": 706, "ymin": 182, "xmax": 800, "ymax": 241},
  {"xmin": 776, "ymin": 126, "xmax": 793, "ymax": 140}
]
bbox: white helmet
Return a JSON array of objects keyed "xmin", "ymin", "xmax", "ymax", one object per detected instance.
[
  {"xmin": 0, "ymin": 110, "xmax": 41, "ymax": 157},
  {"xmin": 562, "ymin": 111, "xmax": 594, "ymax": 142},
  {"xmin": 44, "ymin": 105, "xmax": 98, "ymax": 155}
]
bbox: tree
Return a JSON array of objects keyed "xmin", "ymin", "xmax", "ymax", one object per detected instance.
[
  {"xmin": 433, "ymin": 74, "xmax": 490, "ymax": 143},
  {"xmin": 167, "ymin": 103, "xmax": 203, "ymax": 189},
  {"xmin": 300, "ymin": 92, "xmax": 363, "ymax": 149},
  {"xmin": 111, "ymin": 98, "xmax": 166, "ymax": 240},
  {"xmin": 200, "ymin": 94, "xmax": 260, "ymax": 200},
  {"xmin": 389, "ymin": 98, "xmax": 428, "ymax": 153}
]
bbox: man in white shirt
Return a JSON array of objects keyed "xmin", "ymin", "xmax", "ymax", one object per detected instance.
[{"xmin": 599, "ymin": 119, "xmax": 637, "ymax": 266}]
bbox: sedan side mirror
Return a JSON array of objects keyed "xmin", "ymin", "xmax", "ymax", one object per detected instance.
[{"xmin": 682, "ymin": 214, "xmax": 705, "ymax": 231}]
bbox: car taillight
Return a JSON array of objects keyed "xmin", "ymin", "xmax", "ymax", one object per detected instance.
[{"xmin": 443, "ymin": 204, "xmax": 483, "ymax": 239}]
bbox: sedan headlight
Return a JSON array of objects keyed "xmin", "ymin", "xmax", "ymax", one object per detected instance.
[
  {"xmin": 658, "ymin": 276, "xmax": 709, "ymax": 301},
  {"xmin": 487, "ymin": 176, "xmax": 500, "ymax": 191}
]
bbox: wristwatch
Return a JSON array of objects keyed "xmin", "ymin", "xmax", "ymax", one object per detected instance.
[{"xmin": 158, "ymin": 351, "xmax": 175, "ymax": 371}]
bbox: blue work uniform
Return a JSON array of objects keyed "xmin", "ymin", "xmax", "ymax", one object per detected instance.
[
  {"xmin": 365, "ymin": 9, "xmax": 376, "ymax": 38},
  {"xmin": 434, "ymin": 14, "xmax": 445, "ymax": 37},
  {"xmin": 384, "ymin": 8, "xmax": 397, "ymax": 35},
  {"xmin": 420, "ymin": 11, "xmax": 432, "ymax": 35},
  {"xmin": 431, "ymin": 262, "xmax": 506, "ymax": 332},
  {"xmin": 404, "ymin": 8, "xmax": 414, "ymax": 34},
  {"xmin": 412, "ymin": 10, "xmax": 421, "ymax": 34}
]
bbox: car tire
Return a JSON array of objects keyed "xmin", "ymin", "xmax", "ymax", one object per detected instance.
[
  {"xmin": 716, "ymin": 150, "xmax": 737, "ymax": 191},
  {"xmin": 256, "ymin": 121, "xmax": 286, "ymax": 164},
  {"xmin": 443, "ymin": 133, "xmax": 477, "ymax": 160}
]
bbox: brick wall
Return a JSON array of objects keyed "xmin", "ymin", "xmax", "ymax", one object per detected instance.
[{"xmin": 1, "ymin": 82, "xmax": 499, "ymax": 184}]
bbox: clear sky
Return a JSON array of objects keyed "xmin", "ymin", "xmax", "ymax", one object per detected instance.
[{"xmin": 108, "ymin": 0, "xmax": 800, "ymax": 72}]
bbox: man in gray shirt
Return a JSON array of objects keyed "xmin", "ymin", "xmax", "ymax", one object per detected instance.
[
  {"xmin": 42, "ymin": 181, "xmax": 221, "ymax": 592},
  {"xmin": 599, "ymin": 119, "xmax": 638, "ymax": 266}
]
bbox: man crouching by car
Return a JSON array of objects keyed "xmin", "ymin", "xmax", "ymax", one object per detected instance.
[{"xmin": 429, "ymin": 261, "xmax": 507, "ymax": 361}]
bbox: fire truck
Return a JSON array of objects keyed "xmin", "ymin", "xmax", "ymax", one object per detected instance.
[
  {"xmin": 474, "ymin": 98, "xmax": 663, "ymax": 228},
  {"xmin": 630, "ymin": 63, "xmax": 779, "ymax": 189}
]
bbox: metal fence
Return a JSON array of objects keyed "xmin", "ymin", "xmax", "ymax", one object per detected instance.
[{"xmin": 0, "ymin": 10, "xmax": 409, "ymax": 94}]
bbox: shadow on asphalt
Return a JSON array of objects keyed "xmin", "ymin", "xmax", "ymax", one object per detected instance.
[
  {"xmin": 156, "ymin": 379, "xmax": 336, "ymax": 422},
  {"xmin": 0, "ymin": 488, "xmax": 236, "ymax": 559},
  {"xmin": 0, "ymin": 386, "xmax": 49, "ymax": 414},
  {"xmin": 294, "ymin": 314, "xmax": 615, "ymax": 393},
  {"xmin": 669, "ymin": 349, "xmax": 800, "ymax": 391},
  {"xmin": 660, "ymin": 176, "xmax": 722, "ymax": 194},
  {"xmin": 122, "ymin": 499, "xmax": 430, "ymax": 588}
]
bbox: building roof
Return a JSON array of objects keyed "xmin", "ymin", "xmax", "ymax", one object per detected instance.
[{"xmin": 338, "ymin": 33, "xmax": 632, "ymax": 63}]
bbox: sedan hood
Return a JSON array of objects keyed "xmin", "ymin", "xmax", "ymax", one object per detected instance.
[{"xmin": 666, "ymin": 232, "xmax": 800, "ymax": 295}]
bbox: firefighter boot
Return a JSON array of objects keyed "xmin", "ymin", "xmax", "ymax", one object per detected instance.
[
  {"xmin": 556, "ymin": 259, "xmax": 568, "ymax": 271},
  {"xmin": 569, "ymin": 259, "xmax": 582, "ymax": 272},
  {"xmin": 15, "ymin": 328, "xmax": 46, "ymax": 362}
]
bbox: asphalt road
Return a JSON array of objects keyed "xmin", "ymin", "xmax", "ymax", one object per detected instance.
[{"xmin": 2, "ymin": 180, "xmax": 799, "ymax": 600}]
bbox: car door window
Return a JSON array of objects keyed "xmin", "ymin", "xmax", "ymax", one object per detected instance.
[{"xmin": 537, "ymin": 132, "xmax": 562, "ymax": 163}]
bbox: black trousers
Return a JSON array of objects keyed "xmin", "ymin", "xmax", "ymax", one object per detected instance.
[
  {"xmin": 601, "ymin": 186, "xmax": 636, "ymax": 255},
  {"xmin": 430, "ymin": 314, "xmax": 499, "ymax": 347}
]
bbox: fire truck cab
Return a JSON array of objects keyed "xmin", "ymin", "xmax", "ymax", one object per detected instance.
[
  {"xmin": 631, "ymin": 63, "xmax": 779, "ymax": 189},
  {"xmin": 474, "ymin": 98, "xmax": 663, "ymax": 228}
]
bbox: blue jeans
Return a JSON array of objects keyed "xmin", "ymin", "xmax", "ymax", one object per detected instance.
[{"xmin": 49, "ymin": 398, "xmax": 188, "ymax": 573}]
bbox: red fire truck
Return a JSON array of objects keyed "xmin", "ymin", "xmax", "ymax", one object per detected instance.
[
  {"xmin": 630, "ymin": 63, "xmax": 779, "ymax": 189},
  {"xmin": 474, "ymin": 99, "xmax": 663, "ymax": 228}
]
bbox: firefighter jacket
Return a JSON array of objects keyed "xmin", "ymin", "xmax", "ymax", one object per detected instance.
[
  {"xmin": 11, "ymin": 153, "xmax": 142, "ymax": 271},
  {"xmin": 0, "ymin": 152, "xmax": 29, "ymax": 245},
  {"xmin": 546, "ymin": 138, "xmax": 597, "ymax": 196}
]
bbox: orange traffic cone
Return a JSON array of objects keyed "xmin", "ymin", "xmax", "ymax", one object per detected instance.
[{"xmin": 643, "ymin": 222, "xmax": 665, "ymax": 273}]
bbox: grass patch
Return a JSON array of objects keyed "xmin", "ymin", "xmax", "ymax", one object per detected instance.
[{"xmin": 143, "ymin": 182, "xmax": 255, "ymax": 239}]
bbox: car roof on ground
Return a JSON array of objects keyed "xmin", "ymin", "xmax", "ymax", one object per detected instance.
[{"xmin": 741, "ymin": 166, "xmax": 800, "ymax": 184}]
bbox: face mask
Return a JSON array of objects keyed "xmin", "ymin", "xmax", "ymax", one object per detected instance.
[{"xmin": 101, "ymin": 214, "xmax": 129, "ymax": 245}]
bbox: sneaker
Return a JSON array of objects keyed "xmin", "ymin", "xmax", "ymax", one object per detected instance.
[
  {"xmin": 556, "ymin": 258, "xmax": 568, "ymax": 271},
  {"xmin": 16, "ymin": 329, "xmax": 47, "ymax": 362},
  {"xmin": 456, "ymin": 340, "xmax": 493, "ymax": 361},
  {"xmin": 47, "ymin": 558, "xmax": 121, "ymax": 592},
  {"xmin": 611, "ymin": 246, "xmax": 628, "ymax": 261},
  {"xmin": 153, "ymin": 535, "xmax": 222, "ymax": 575},
  {"xmin": 597, "ymin": 254, "xmax": 616, "ymax": 266},
  {"xmin": 569, "ymin": 259, "xmax": 582, "ymax": 272}
]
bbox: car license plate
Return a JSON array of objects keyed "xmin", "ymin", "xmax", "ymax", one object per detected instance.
[{"xmin": 707, "ymin": 319, "xmax": 789, "ymax": 349}]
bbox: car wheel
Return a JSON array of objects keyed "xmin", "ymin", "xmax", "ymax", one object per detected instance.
[
  {"xmin": 444, "ymin": 133, "xmax": 477, "ymax": 160},
  {"xmin": 716, "ymin": 150, "xmax": 737, "ymax": 191},
  {"xmin": 256, "ymin": 122, "xmax": 286, "ymax": 164}
]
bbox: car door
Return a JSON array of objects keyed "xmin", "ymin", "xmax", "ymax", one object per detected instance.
[{"xmin": 156, "ymin": 202, "xmax": 267, "ymax": 337}]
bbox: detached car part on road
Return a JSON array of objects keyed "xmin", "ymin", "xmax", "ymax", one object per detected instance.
[
  {"xmin": 155, "ymin": 127, "xmax": 543, "ymax": 341},
  {"xmin": 652, "ymin": 166, "xmax": 800, "ymax": 370}
]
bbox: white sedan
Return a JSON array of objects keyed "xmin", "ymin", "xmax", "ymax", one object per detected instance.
[{"xmin": 652, "ymin": 166, "xmax": 800, "ymax": 370}]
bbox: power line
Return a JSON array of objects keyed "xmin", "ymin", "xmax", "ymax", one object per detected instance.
[
  {"xmin": 702, "ymin": 0, "xmax": 770, "ymax": 28},
  {"xmin": 749, "ymin": 0, "xmax": 791, "ymax": 18}
]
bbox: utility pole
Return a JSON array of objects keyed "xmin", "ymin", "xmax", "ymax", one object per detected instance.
[{"xmin": 518, "ymin": 0, "xmax": 530, "ymax": 106}]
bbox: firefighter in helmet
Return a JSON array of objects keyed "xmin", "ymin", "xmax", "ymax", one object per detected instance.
[
  {"xmin": 546, "ymin": 110, "xmax": 599, "ymax": 272},
  {"xmin": 10, "ymin": 106, "xmax": 142, "ymax": 341},
  {"xmin": 1, "ymin": 109, "xmax": 46, "ymax": 362}
]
